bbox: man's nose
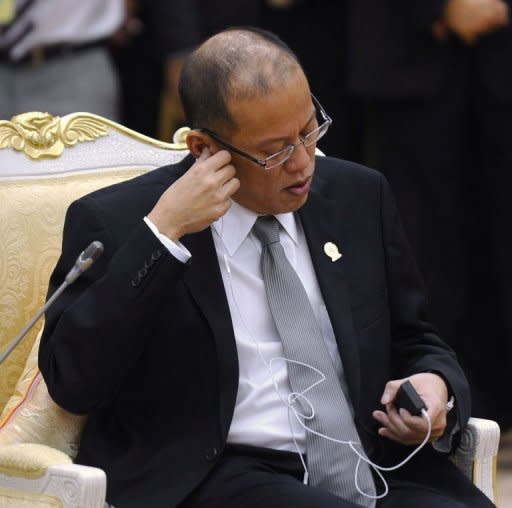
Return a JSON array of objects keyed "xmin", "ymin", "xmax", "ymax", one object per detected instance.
[{"xmin": 284, "ymin": 142, "xmax": 312, "ymax": 172}]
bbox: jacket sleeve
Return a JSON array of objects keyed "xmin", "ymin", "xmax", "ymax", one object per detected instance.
[
  {"xmin": 38, "ymin": 196, "xmax": 188, "ymax": 415},
  {"xmin": 379, "ymin": 172, "xmax": 471, "ymax": 438}
]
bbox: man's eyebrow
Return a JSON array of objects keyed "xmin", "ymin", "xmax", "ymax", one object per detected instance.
[{"xmin": 255, "ymin": 110, "xmax": 316, "ymax": 149}]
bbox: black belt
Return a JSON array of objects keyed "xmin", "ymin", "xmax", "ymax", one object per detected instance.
[{"xmin": 0, "ymin": 39, "xmax": 107, "ymax": 67}]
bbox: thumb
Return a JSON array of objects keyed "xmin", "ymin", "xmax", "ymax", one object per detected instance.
[{"xmin": 381, "ymin": 379, "xmax": 403, "ymax": 405}]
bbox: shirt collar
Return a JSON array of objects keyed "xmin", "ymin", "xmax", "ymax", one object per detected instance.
[{"xmin": 212, "ymin": 200, "xmax": 298, "ymax": 256}]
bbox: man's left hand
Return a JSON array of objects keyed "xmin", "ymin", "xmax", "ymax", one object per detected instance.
[{"xmin": 372, "ymin": 373, "xmax": 450, "ymax": 445}]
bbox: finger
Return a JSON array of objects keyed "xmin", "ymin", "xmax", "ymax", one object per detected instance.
[
  {"xmin": 385, "ymin": 404, "xmax": 412, "ymax": 436},
  {"xmin": 222, "ymin": 177, "xmax": 241, "ymax": 198},
  {"xmin": 374, "ymin": 410, "xmax": 423, "ymax": 444},
  {"xmin": 214, "ymin": 164, "xmax": 237, "ymax": 185},
  {"xmin": 373, "ymin": 410, "xmax": 398, "ymax": 436},
  {"xmin": 198, "ymin": 146, "xmax": 211, "ymax": 161},
  {"xmin": 212, "ymin": 168, "xmax": 237, "ymax": 194},
  {"xmin": 210, "ymin": 149, "xmax": 232, "ymax": 168},
  {"xmin": 379, "ymin": 426, "xmax": 425, "ymax": 445},
  {"xmin": 398, "ymin": 408, "xmax": 428, "ymax": 433},
  {"xmin": 372, "ymin": 410, "xmax": 390, "ymax": 427},
  {"xmin": 377, "ymin": 426, "xmax": 403, "ymax": 443},
  {"xmin": 198, "ymin": 149, "xmax": 231, "ymax": 171},
  {"xmin": 375, "ymin": 405, "xmax": 409, "ymax": 438}
]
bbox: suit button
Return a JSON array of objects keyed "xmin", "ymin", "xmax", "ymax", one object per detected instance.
[
  {"xmin": 205, "ymin": 447, "xmax": 218, "ymax": 461},
  {"xmin": 151, "ymin": 249, "xmax": 162, "ymax": 261}
]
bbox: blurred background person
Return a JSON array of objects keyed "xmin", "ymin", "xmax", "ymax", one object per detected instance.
[
  {"xmin": 111, "ymin": 0, "xmax": 200, "ymax": 138},
  {"xmin": 111, "ymin": 0, "xmax": 260, "ymax": 139},
  {"xmin": 261, "ymin": 0, "xmax": 366, "ymax": 163},
  {"xmin": 0, "ymin": 0, "xmax": 123, "ymax": 120},
  {"xmin": 346, "ymin": 0, "xmax": 512, "ymax": 429}
]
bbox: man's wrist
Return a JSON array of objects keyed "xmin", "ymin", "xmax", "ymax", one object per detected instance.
[
  {"xmin": 422, "ymin": 370, "xmax": 453, "ymax": 409},
  {"xmin": 143, "ymin": 217, "xmax": 191, "ymax": 264},
  {"xmin": 146, "ymin": 211, "xmax": 184, "ymax": 243}
]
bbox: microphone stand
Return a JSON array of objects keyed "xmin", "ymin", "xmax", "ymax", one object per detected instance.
[
  {"xmin": 0, "ymin": 282, "xmax": 70, "ymax": 365},
  {"xmin": 0, "ymin": 241, "xmax": 104, "ymax": 365}
]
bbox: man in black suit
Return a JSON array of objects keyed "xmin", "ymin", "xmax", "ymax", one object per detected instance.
[
  {"xmin": 347, "ymin": 0, "xmax": 512, "ymax": 429},
  {"xmin": 39, "ymin": 28, "xmax": 493, "ymax": 508}
]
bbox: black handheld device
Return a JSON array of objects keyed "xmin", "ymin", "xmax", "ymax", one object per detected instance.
[{"xmin": 394, "ymin": 380, "xmax": 428, "ymax": 416}]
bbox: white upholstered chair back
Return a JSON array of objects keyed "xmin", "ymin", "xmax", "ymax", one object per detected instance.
[{"xmin": 0, "ymin": 111, "xmax": 189, "ymax": 444}]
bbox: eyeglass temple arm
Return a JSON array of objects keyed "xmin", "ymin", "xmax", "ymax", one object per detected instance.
[{"xmin": 200, "ymin": 128, "xmax": 267, "ymax": 167}]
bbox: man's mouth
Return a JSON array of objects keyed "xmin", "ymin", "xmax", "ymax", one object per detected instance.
[{"xmin": 285, "ymin": 177, "xmax": 312, "ymax": 196}]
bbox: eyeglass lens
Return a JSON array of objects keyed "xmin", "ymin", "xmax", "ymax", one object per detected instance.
[{"xmin": 264, "ymin": 120, "xmax": 330, "ymax": 169}]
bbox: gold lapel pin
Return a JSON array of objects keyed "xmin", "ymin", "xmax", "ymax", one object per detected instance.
[{"xmin": 324, "ymin": 242, "xmax": 342, "ymax": 262}]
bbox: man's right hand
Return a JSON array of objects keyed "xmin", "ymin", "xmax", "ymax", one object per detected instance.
[
  {"xmin": 441, "ymin": 0, "xmax": 509, "ymax": 44},
  {"xmin": 147, "ymin": 148, "xmax": 240, "ymax": 242}
]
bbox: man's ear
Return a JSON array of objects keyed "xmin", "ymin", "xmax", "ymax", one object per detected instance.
[{"xmin": 187, "ymin": 130, "xmax": 214, "ymax": 158}]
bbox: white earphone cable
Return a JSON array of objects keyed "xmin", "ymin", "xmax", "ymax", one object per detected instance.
[{"xmin": 215, "ymin": 219, "xmax": 432, "ymax": 500}]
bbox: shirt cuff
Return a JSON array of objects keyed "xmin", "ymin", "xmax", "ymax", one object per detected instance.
[{"xmin": 143, "ymin": 216, "xmax": 191, "ymax": 264}]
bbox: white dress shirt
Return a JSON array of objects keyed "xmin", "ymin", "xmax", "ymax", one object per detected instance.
[{"xmin": 146, "ymin": 200, "xmax": 346, "ymax": 453}]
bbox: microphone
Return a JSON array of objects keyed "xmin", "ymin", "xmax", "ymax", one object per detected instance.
[
  {"xmin": 0, "ymin": 241, "xmax": 104, "ymax": 365},
  {"xmin": 65, "ymin": 240, "xmax": 104, "ymax": 284}
]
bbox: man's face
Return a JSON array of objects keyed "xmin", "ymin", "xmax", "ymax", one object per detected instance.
[{"xmin": 219, "ymin": 70, "xmax": 317, "ymax": 215}]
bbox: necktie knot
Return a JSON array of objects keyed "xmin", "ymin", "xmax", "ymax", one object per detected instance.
[{"xmin": 253, "ymin": 216, "xmax": 280, "ymax": 247}]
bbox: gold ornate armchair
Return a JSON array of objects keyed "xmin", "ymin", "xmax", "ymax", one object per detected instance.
[
  {"xmin": 0, "ymin": 112, "xmax": 189, "ymax": 507},
  {"xmin": 0, "ymin": 112, "xmax": 501, "ymax": 507}
]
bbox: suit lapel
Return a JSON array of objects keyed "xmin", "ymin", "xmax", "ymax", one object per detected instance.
[
  {"xmin": 181, "ymin": 229, "xmax": 239, "ymax": 439},
  {"xmin": 299, "ymin": 179, "xmax": 362, "ymax": 411}
]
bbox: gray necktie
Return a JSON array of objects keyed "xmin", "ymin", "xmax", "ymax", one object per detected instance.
[{"xmin": 253, "ymin": 216, "xmax": 376, "ymax": 507}]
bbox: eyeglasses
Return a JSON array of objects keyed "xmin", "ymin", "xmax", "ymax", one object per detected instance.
[{"xmin": 199, "ymin": 94, "xmax": 332, "ymax": 170}]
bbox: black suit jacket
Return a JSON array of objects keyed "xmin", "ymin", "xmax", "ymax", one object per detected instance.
[{"xmin": 39, "ymin": 155, "xmax": 470, "ymax": 508}]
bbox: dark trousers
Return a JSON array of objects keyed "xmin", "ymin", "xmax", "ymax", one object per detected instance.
[
  {"xmin": 178, "ymin": 444, "xmax": 493, "ymax": 508},
  {"xmin": 369, "ymin": 63, "xmax": 512, "ymax": 430}
]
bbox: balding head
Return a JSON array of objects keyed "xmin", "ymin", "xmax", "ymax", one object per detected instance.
[{"xmin": 178, "ymin": 27, "xmax": 305, "ymax": 133}]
